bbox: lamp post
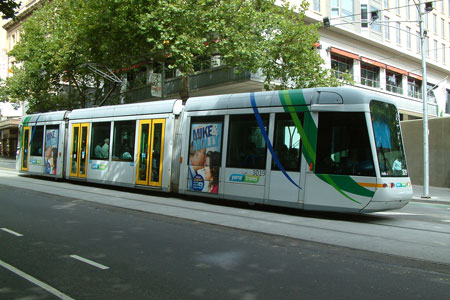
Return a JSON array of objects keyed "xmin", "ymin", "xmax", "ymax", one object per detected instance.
[{"xmin": 418, "ymin": 0, "xmax": 431, "ymax": 198}]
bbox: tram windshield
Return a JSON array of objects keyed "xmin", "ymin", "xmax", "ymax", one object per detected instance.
[{"xmin": 370, "ymin": 100, "xmax": 408, "ymax": 177}]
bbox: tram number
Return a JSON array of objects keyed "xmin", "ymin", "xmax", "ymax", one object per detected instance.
[{"xmin": 252, "ymin": 169, "xmax": 265, "ymax": 177}]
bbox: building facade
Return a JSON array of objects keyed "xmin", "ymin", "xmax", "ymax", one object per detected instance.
[
  {"xmin": 1, "ymin": 0, "xmax": 449, "ymax": 121},
  {"xmin": 305, "ymin": 0, "xmax": 450, "ymax": 119}
]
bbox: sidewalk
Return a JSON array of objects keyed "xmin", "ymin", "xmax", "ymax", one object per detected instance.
[{"xmin": 412, "ymin": 185, "xmax": 450, "ymax": 205}]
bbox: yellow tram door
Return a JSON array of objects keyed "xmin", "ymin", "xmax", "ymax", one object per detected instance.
[
  {"xmin": 69, "ymin": 123, "xmax": 90, "ymax": 178},
  {"xmin": 136, "ymin": 119, "xmax": 165, "ymax": 187},
  {"xmin": 21, "ymin": 126, "xmax": 31, "ymax": 171}
]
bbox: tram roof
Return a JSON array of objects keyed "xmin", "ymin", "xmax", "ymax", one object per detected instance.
[
  {"xmin": 68, "ymin": 99, "xmax": 182, "ymax": 120},
  {"xmin": 22, "ymin": 111, "xmax": 68, "ymax": 123},
  {"xmin": 184, "ymin": 87, "xmax": 396, "ymax": 111}
]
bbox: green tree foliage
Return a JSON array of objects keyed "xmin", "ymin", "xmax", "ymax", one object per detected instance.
[
  {"xmin": 0, "ymin": 0, "xmax": 20, "ymax": 20},
  {"xmin": 1, "ymin": 0, "xmax": 347, "ymax": 113}
]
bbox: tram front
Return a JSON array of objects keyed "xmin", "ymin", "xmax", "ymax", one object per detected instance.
[{"xmin": 362, "ymin": 100, "xmax": 412, "ymax": 212}]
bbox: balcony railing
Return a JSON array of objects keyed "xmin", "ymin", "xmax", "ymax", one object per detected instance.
[
  {"xmin": 386, "ymin": 84, "xmax": 403, "ymax": 95},
  {"xmin": 361, "ymin": 77, "xmax": 380, "ymax": 88}
]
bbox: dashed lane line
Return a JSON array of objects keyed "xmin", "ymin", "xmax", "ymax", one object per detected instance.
[
  {"xmin": 1, "ymin": 228, "xmax": 24, "ymax": 237},
  {"xmin": 69, "ymin": 255, "xmax": 110, "ymax": 270},
  {"xmin": 0, "ymin": 259, "xmax": 76, "ymax": 300}
]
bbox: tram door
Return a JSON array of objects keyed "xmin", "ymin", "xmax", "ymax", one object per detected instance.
[
  {"xmin": 69, "ymin": 123, "xmax": 90, "ymax": 178},
  {"xmin": 268, "ymin": 113, "xmax": 304, "ymax": 202},
  {"xmin": 136, "ymin": 119, "xmax": 165, "ymax": 187},
  {"xmin": 21, "ymin": 126, "xmax": 31, "ymax": 171}
]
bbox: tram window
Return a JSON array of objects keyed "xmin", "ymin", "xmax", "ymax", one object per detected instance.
[
  {"xmin": 90, "ymin": 122, "xmax": 111, "ymax": 160},
  {"xmin": 316, "ymin": 112, "xmax": 375, "ymax": 176},
  {"xmin": 272, "ymin": 113, "xmax": 303, "ymax": 172},
  {"xmin": 226, "ymin": 114, "xmax": 268, "ymax": 169},
  {"xmin": 30, "ymin": 126, "xmax": 44, "ymax": 156},
  {"xmin": 112, "ymin": 120, "xmax": 136, "ymax": 161}
]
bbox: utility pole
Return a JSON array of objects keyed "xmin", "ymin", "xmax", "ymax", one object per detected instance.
[{"xmin": 418, "ymin": 0, "xmax": 431, "ymax": 198}]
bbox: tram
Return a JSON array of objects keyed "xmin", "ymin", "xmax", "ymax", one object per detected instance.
[{"xmin": 16, "ymin": 87, "xmax": 412, "ymax": 213}]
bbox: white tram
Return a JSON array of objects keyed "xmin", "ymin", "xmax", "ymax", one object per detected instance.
[{"xmin": 17, "ymin": 87, "xmax": 412, "ymax": 213}]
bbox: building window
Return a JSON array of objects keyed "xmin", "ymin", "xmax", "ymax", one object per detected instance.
[
  {"xmin": 416, "ymin": 31, "xmax": 421, "ymax": 54},
  {"xmin": 406, "ymin": 27, "xmax": 411, "ymax": 49},
  {"xmin": 331, "ymin": 54, "xmax": 354, "ymax": 80},
  {"xmin": 434, "ymin": 40, "xmax": 438, "ymax": 60},
  {"xmin": 371, "ymin": 5, "xmax": 382, "ymax": 32},
  {"xmin": 361, "ymin": 63, "xmax": 380, "ymax": 88},
  {"xmin": 408, "ymin": 77, "xmax": 422, "ymax": 99},
  {"xmin": 446, "ymin": 89, "xmax": 450, "ymax": 114},
  {"xmin": 406, "ymin": 1, "xmax": 410, "ymax": 20},
  {"xmin": 384, "ymin": 0, "xmax": 389, "ymax": 9},
  {"xmin": 433, "ymin": 14, "xmax": 437, "ymax": 34},
  {"xmin": 427, "ymin": 83, "xmax": 437, "ymax": 103},
  {"xmin": 361, "ymin": 4, "xmax": 368, "ymax": 28},
  {"xmin": 313, "ymin": 0, "xmax": 320, "ymax": 11},
  {"xmin": 385, "ymin": 16, "xmax": 390, "ymax": 39},
  {"xmin": 396, "ymin": 22, "xmax": 401, "ymax": 45},
  {"xmin": 441, "ymin": 18, "xmax": 445, "ymax": 38},
  {"xmin": 395, "ymin": 0, "xmax": 400, "ymax": 15},
  {"xmin": 386, "ymin": 71, "xmax": 403, "ymax": 94},
  {"xmin": 332, "ymin": 0, "xmax": 354, "ymax": 20},
  {"xmin": 443, "ymin": 43, "xmax": 446, "ymax": 63}
]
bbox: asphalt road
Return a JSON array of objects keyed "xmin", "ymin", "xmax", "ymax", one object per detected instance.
[{"xmin": 1, "ymin": 183, "xmax": 450, "ymax": 300}]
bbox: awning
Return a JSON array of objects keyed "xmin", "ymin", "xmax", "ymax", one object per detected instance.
[
  {"xmin": 330, "ymin": 47, "xmax": 359, "ymax": 60},
  {"xmin": 386, "ymin": 65, "xmax": 408, "ymax": 76},
  {"xmin": 408, "ymin": 72, "xmax": 423, "ymax": 81},
  {"xmin": 360, "ymin": 56, "xmax": 385, "ymax": 69}
]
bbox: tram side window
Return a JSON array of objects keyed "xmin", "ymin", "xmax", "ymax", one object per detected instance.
[
  {"xmin": 226, "ymin": 114, "xmax": 268, "ymax": 169},
  {"xmin": 272, "ymin": 113, "xmax": 303, "ymax": 172},
  {"xmin": 30, "ymin": 126, "xmax": 44, "ymax": 156},
  {"xmin": 90, "ymin": 122, "xmax": 111, "ymax": 160},
  {"xmin": 315, "ymin": 112, "xmax": 375, "ymax": 176},
  {"xmin": 112, "ymin": 121, "xmax": 136, "ymax": 161}
]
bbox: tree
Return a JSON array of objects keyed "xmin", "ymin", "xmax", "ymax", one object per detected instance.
[
  {"xmin": 1, "ymin": 0, "xmax": 21, "ymax": 20},
  {"xmin": 1, "ymin": 0, "xmax": 348, "ymax": 113}
]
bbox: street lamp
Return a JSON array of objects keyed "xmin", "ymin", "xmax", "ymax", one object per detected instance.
[{"xmin": 418, "ymin": 0, "xmax": 432, "ymax": 198}]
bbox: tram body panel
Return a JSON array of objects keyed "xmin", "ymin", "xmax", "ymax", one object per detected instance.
[{"xmin": 17, "ymin": 111, "xmax": 68, "ymax": 179}]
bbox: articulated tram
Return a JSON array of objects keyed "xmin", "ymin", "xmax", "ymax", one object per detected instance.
[{"xmin": 16, "ymin": 87, "xmax": 412, "ymax": 213}]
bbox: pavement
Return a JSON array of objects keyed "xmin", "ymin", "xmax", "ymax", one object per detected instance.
[{"xmin": 0, "ymin": 156, "xmax": 449, "ymax": 204}]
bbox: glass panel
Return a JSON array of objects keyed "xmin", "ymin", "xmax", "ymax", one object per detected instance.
[
  {"xmin": 90, "ymin": 122, "xmax": 111, "ymax": 160},
  {"xmin": 316, "ymin": 112, "xmax": 375, "ymax": 176},
  {"xmin": 112, "ymin": 120, "xmax": 136, "ymax": 161},
  {"xmin": 22, "ymin": 128, "xmax": 29, "ymax": 169},
  {"xmin": 151, "ymin": 123, "xmax": 162, "ymax": 182},
  {"xmin": 138, "ymin": 123, "xmax": 150, "ymax": 182},
  {"xmin": 371, "ymin": 101, "xmax": 408, "ymax": 177},
  {"xmin": 79, "ymin": 126, "xmax": 88, "ymax": 175},
  {"xmin": 272, "ymin": 113, "xmax": 303, "ymax": 172},
  {"xmin": 226, "ymin": 114, "xmax": 268, "ymax": 169},
  {"xmin": 44, "ymin": 125, "xmax": 59, "ymax": 175},
  {"xmin": 30, "ymin": 126, "xmax": 44, "ymax": 156},
  {"xmin": 71, "ymin": 126, "xmax": 79, "ymax": 174}
]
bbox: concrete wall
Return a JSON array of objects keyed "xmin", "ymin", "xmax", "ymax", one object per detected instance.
[{"xmin": 401, "ymin": 117, "xmax": 450, "ymax": 188}]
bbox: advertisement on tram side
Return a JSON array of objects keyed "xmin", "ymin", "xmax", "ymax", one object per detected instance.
[
  {"xmin": 188, "ymin": 122, "xmax": 222, "ymax": 194},
  {"xmin": 44, "ymin": 128, "xmax": 59, "ymax": 175}
]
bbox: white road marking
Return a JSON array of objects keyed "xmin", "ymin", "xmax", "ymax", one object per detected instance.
[
  {"xmin": 0, "ymin": 259, "xmax": 75, "ymax": 300},
  {"xmin": 69, "ymin": 255, "xmax": 109, "ymax": 270},
  {"xmin": 441, "ymin": 220, "xmax": 450, "ymax": 223},
  {"xmin": 1, "ymin": 228, "xmax": 23, "ymax": 237}
]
